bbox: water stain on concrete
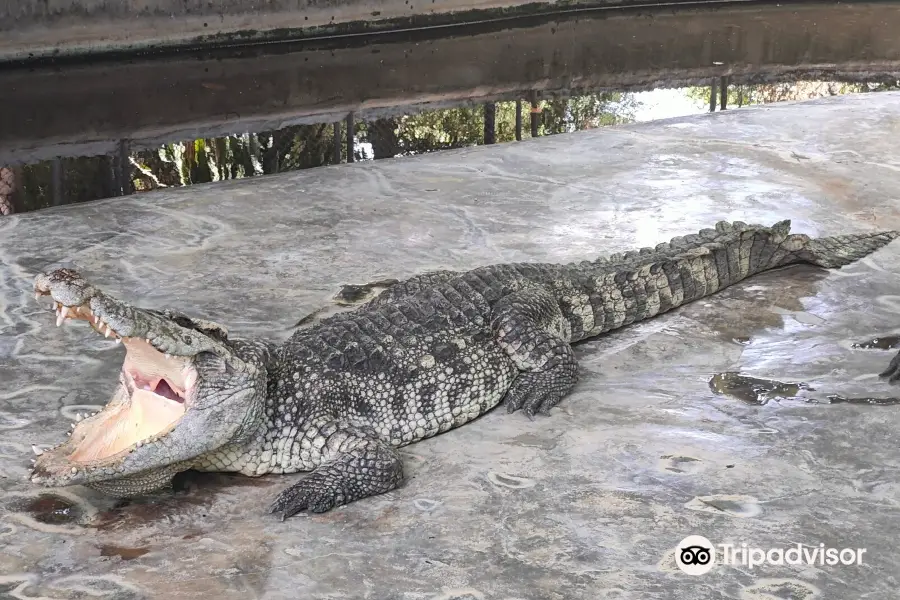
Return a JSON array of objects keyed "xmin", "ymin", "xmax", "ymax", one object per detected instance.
[
  {"xmin": 685, "ymin": 494, "xmax": 762, "ymax": 518},
  {"xmin": 740, "ymin": 578, "xmax": 821, "ymax": 600},
  {"xmin": 487, "ymin": 471, "xmax": 535, "ymax": 489},
  {"xmin": 659, "ymin": 454, "xmax": 701, "ymax": 474},
  {"xmin": 94, "ymin": 472, "xmax": 273, "ymax": 532}
]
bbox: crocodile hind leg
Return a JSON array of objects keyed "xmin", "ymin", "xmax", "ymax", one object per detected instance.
[
  {"xmin": 269, "ymin": 422, "xmax": 403, "ymax": 519},
  {"xmin": 491, "ymin": 286, "xmax": 578, "ymax": 417}
]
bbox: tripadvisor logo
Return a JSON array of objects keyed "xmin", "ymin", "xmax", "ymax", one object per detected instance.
[
  {"xmin": 674, "ymin": 535, "xmax": 867, "ymax": 575},
  {"xmin": 676, "ymin": 535, "xmax": 716, "ymax": 575}
]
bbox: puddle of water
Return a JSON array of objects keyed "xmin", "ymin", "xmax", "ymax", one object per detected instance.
[
  {"xmin": 851, "ymin": 335, "xmax": 900, "ymax": 350},
  {"xmin": 333, "ymin": 279, "xmax": 399, "ymax": 305},
  {"xmin": 710, "ymin": 372, "xmax": 900, "ymax": 406},
  {"xmin": 291, "ymin": 279, "xmax": 401, "ymax": 329},
  {"xmin": 824, "ymin": 394, "xmax": 900, "ymax": 406},
  {"xmin": 99, "ymin": 545, "xmax": 150, "ymax": 560},
  {"xmin": 10, "ymin": 494, "xmax": 81, "ymax": 525},
  {"xmin": 708, "ymin": 372, "xmax": 813, "ymax": 405}
]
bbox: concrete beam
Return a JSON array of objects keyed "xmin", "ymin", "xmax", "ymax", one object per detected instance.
[
  {"xmin": 3, "ymin": 3, "xmax": 900, "ymax": 164},
  {"xmin": 1, "ymin": 0, "xmax": 738, "ymax": 64}
]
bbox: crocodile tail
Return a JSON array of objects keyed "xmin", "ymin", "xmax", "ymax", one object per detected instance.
[
  {"xmin": 593, "ymin": 219, "xmax": 795, "ymax": 266},
  {"xmin": 789, "ymin": 229, "xmax": 900, "ymax": 268},
  {"xmin": 589, "ymin": 219, "xmax": 897, "ymax": 275}
]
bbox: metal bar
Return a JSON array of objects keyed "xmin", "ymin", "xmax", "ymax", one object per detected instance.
[
  {"xmin": 515, "ymin": 100, "xmax": 522, "ymax": 141},
  {"xmin": 50, "ymin": 158, "xmax": 63, "ymax": 206},
  {"xmin": 333, "ymin": 122, "xmax": 341, "ymax": 163},
  {"xmin": 709, "ymin": 78, "xmax": 718, "ymax": 112},
  {"xmin": 346, "ymin": 113, "xmax": 355, "ymax": 163},
  {"xmin": 530, "ymin": 97, "xmax": 540, "ymax": 138},
  {"xmin": 719, "ymin": 76, "xmax": 728, "ymax": 110},
  {"xmin": 117, "ymin": 139, "xmax": 133, "ymax": 195},
  {"xmin": 10, "ymin": 165, "xmax": 24, "ymax": 213},
  {"xmin": 484, "ymin": 102, "xmax": 496, "ymax": 144}
]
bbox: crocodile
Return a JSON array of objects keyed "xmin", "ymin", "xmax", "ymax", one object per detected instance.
[{"xmin": 28, "ymin": 219, "xmax": 899, "ymax": 519}]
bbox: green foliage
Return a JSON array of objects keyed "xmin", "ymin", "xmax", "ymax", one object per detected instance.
[
  {"xmin": 358, "ymin": 92, "xmax": 638, "ymax": 158},
  {"xmin": 684, "ymin": 79, "xmax": 900, "ymax": 109}
]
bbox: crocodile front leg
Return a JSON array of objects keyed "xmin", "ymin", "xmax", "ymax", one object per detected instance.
[
  {"xmin": 879, "ymin": 351, "xmax": 900, "ymax": 383},
  {"xmin": 491, "ymin": 285, "xmax": 579, "ymax": 417},
  {"xmin": 269, "ymin": 421, "xmax": 403, "ymax": 519}
]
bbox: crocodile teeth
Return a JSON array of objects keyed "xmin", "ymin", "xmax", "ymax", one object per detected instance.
[
  {"xmin": 31, "ymin": 445, "xmax": 43, "ymax": 456},
  {"xmin": 56, "ymin": 305, "xmax": 69, "ymax": 326},
  {"xmin": 75, "ymin": 413, "xmax": 84, "ymax": 422},
  {"xmin": 115, "ymin": 338, "xmax": 121, "ymax": 344}
]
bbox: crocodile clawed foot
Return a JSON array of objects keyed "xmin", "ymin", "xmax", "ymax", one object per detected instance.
[
  {"xmin": 504, "ymin": 373, "xmax": 568, "ymax": 419},
  {"xmin": 269, "ymin": 472, "xmax": 343, "ymax": 519},
  {"xmin": 268, "ymin": 437, "xmax": 404, "ymax": 520}
]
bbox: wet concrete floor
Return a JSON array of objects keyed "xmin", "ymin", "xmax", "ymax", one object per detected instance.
[{"xmin": 3, "ymin": 91, "xmax": 900, "ymax": 598}]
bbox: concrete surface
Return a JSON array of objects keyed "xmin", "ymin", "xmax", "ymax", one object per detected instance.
[
  {"xmin": 0, "ymin": 0, "xmax": 735, "ymax": 64},
  {"xmin": 6, "ymin": 2, "xmax": 900, "ymax": 165},
  {"xmin": 3, "ymin": 91, "xmax": 900, "ymax": 599}
]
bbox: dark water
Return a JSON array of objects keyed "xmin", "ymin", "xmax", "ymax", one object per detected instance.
[
  {"xmin": 825, "ymin": 394, "xmax": 900, "ymax": 406},
  {"xmin": 1, "ymin": 2, "xmax": 899, "ymax": 215},
  {"xmin": 851, "ymin": 335, "xmax": 900, "ymax": 350},
  {"xmin": 9, "ymin": 494, "xmax": 81, "ymax": 525},
  {"xmin": 709, "ymin": 372, "xmax": 900, "ymax": 406},
  {"xmin": 99, "ymin": 545, "xmax": 151, "ymax": 560},
  {"xmin": 709, "ymin": 371, "xmax": 813, "ymax": 405},
  {"xmin": 334, "ymin": 279, "xmax": 400, "ymax": 305}
]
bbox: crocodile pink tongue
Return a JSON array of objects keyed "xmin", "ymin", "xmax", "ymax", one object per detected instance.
[
  {"xmin": 64, "ymin": 337, "xmax": 190, "ymax": 463},
  {"xmin": 130, "ymin": 373, "xmax": 184, "ymax": 403}
]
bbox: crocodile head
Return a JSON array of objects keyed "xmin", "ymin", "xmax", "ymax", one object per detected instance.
[{"xmin": 29, "ymin": 268, "xmax": 271, "ymax": 496}]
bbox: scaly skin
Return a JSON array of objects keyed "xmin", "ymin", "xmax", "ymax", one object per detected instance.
[{"xmin": 28, "ymin": 220, "xmax": 899, "ymax": 519}]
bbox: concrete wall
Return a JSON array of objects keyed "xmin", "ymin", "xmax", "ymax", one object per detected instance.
[
  {"xmin": 3, "ymin": 2, "xmax": 900, "ymax": 164},
  {"xmin": 3, "ymin": 0, "xmax": 665, "ymax": 63}
]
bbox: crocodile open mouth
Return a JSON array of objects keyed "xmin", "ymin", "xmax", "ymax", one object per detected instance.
[{"xmin": 43, "ymin": 299, "xmax": 196, "ymax": 463}]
